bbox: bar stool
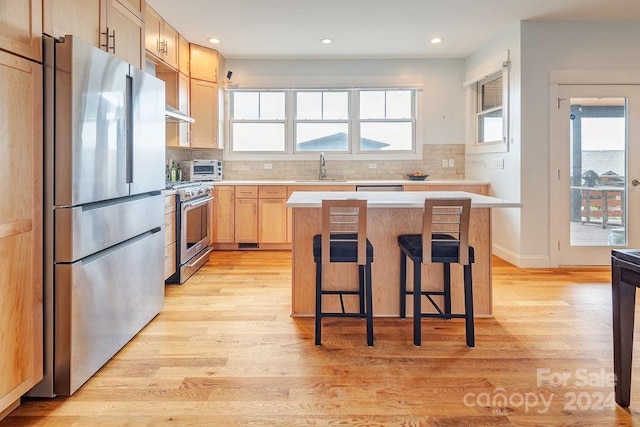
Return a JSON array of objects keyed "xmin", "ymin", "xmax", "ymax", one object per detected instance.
[
  {"xmin": 313, "ymin": 199, "xmax": 374, "ymax": 346},
  {"xmin": 398, "ymin": 198, "xmax": 475, "ymax": 347}
]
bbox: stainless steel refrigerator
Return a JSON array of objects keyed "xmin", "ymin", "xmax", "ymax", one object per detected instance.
[{"xmin": 30, "ymin": 35, "xmax": 166, "ymax": 396}]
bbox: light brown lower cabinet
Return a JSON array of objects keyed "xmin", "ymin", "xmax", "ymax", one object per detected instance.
[
  {"xmin": 212, "ymin": 186, "xmax": 235, "ymax": 243},
  {"xmin": 164, "ymin": 194, "xmax": 176, "ymax": 280},
  {"xmin": 0, "ymin": 50, "xmax": 43, "ymax": 418}
]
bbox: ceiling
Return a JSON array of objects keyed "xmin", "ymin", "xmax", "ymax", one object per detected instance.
[{"xmin": 146, "ymin": 0, "xmax": 640, "ymax": 59}]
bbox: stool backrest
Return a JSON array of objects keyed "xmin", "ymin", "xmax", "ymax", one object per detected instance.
[
  {"xmin": 422, "ymin": 198, "xmax": 471, "ymax": 265},
  {"xmin": 321, "ymin": 199, "xmax": 368, "ymax": 265}
]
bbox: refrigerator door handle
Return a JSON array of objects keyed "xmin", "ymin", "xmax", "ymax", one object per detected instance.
[{"xmin": 125, "ymin": 74, "xmax": 133, "ymax": 184}]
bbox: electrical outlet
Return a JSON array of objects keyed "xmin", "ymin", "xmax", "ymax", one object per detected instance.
[
  {"xmin": 448, "ymin": 159, "xmax": 455, "ymax": 168},
  {"xmin": 442, "ymin": 159, "xmax": 448, "ymax": 168},
  {"xmin": 368, "ymin": 163, "xmax": 377, "ymax": 169},
  {"xmin": 493, "ymin": 158, "xmax": 505, "ymax": 169},
  {"xmin": 264, "ymin": 163, "xmax": 272, "ymax": 170}
]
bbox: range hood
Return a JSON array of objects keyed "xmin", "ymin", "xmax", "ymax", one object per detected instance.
[{"xmin": 165, "ymin": 105, "xmax": 194, "ymax": 123}]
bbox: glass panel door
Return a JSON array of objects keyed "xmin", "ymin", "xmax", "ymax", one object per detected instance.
[{"xmin": 550, "ymin": 85, "xmax": 640, "ymax": 266}]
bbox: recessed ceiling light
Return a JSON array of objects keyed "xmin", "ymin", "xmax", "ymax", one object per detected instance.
[
  {"xmin": 320, "ymin": 38, "xmax": 333, "ymax": 44},
  {"xmin": 430, "ymin": 37, "xmax": 443, "ymax": 44},
  {"xmin": 208, "ymin": 37, "xmax": 221, "ymax": 44}
]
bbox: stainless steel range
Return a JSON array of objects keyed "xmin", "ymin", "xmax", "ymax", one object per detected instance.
[{"xmin": 166, "ymin": 181, "xmax": 214, "ymax": 284}]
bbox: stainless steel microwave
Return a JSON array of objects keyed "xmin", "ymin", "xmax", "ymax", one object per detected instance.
[{"xmin": 185, "ymin": 159, "xmax": 222, "ymax": 181}]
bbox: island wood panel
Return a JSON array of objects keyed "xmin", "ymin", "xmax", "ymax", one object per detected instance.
[{"xmin": 291, "ymin": 207, "xmax": 492, "ymax": 317}]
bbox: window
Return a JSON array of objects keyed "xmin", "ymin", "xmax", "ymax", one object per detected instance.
[
  {"xmin": 230, "ymin": 91, "xmax": 286, "ymax": 152},
  {"xmin": 464, "ymin": 52, "xmax": 509, "ymax": 154},
  {"xmin": 229, "ymin": 88, "xmax": 418, "ymax": 156},
  {"xmin": 476, "ymin": 74, "xmax": 503, "ymax": 144},
  {"xmin": 359, "ymin": 90, "xmax": 414, "ymax": 151},
  {"xmin": 295, "ymin": 91, "xmax": 349, "ymax": 152}
]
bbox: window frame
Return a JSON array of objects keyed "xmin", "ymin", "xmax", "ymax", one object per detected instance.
[
  {"xmin": 293, "ymin": 89, "xmax": 351, "ymax": 154},
  {"xmin": 356, "ymin": 89, "xmax": 416, "ymax": 153},
  {"xmin": 465, "ymin": 53, "xmax": 510, "ymax": 154},
  {"xmin": 229, "ymin": 89, "xmax": 288, "ymax": 154},
  {"xmin": 226, "ymin": 87, "xmax": 421, "ymax": 160}
]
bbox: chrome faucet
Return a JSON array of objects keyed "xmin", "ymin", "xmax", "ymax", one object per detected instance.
[{"xmin": 319, "ymin": 152, "xmax": 327, "ymax": 180}]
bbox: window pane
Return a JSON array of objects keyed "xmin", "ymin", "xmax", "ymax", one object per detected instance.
[
  {"xmin": 297, "ymin": 92, "xmax": 321, "ymax": 119},
  {"xmin": 360, "ymin": 122, "xmax": 412, "ymax": 150},
  {"xmin": 233, "ymin": 123, "xmax": 285, "ymax": 151},
  {"xmin": 481, "ymin": 77, "xmax": 502, "ymax": 111},
  {"xmin": 323, "ymin": 92, "xmax": 348, "ymax": 119},
  {"xmin": 386, "ymin": 90, "xmax": 412, "ymax": 118},
  {"xmin": 260, "ymin": 92, "xmax": 285, "ymax": 119},
  {"xmin": 233, "ymin": 92, "xmax": 259, "ymax": 119},
  {"xmin": 478, "ymin": 109, "xmax": 503, "ymax": 143},
  {"xmin": 360, "ymin": 91, "xmax": 385, "ymax": 119},
  {"xmin": 296, "ymin": 123, "xmax": 349, "ymax": 151}
]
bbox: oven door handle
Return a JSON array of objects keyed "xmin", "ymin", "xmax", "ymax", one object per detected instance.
[{"xmin": 182, "ymin": 195, "xmax": 213, "ymax": 211}]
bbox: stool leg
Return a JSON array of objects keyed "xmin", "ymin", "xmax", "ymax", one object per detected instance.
[
  {"xmin": 413, "ymin": 259, "xmax": 422, "ymax": 346},
  {"xmin": 443, "ymin": 263, "xmax": 452, "ymax": 319},
  {"xmin": 315, "ymin": 262, "xmax": 322, "ymax": 346},
  {"xmin": 365, "ymin": 262, "xmax": 374, "ymax": 346},
  {"xmin": 359, "ymin": 265, "xmax": 365, "ymax": 315},
  {"xmin": 399, "ymin": 251, "xmax": 407, "ymax": 318},
  {"xmin": 464, "ymin": 264, "xmax": 475, "ymax": 347}
]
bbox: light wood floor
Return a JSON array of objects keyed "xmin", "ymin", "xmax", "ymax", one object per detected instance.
[{"xmin": 3, "ymin": 252, "xmax": 640, "ymax": 426}]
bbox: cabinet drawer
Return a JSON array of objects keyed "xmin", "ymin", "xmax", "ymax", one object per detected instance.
[
  {"xmin": 164, "ymin": 194, "xmax": 176, "ymax": 213},
  {"xmin": 259, "ymin": 186, "xmax": 286, "ymax": 199},
  {"xmin": 235, "ymin": 186, "xmax": 258, "ymax": 198}
]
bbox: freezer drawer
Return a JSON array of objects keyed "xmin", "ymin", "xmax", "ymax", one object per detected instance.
[
  {"xmin": 54, "ymin": 229, "xmax": 164, "ymax": 396},
  {"xmin": 55, "ymin": 193, "xmax": 164, "ymax": 262}
]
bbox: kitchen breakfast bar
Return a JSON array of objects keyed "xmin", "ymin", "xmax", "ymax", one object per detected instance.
[{"xmin": 287, "ymin": 191, "xmax": 520, "ymax": 318}]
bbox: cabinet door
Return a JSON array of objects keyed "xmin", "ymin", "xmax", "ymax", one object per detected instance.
[
  {"xmin": 213, "ymin": 186, "xmax": 235, "ymax": 243},
  {"xmin": 190, "ymin": 79, "xmax": 218, "ymax": 148},
  {"xmin": 161, "ymin": 22, "xmax": 179, "ymax": 69},
  {"xmin": 259, "ymin": 199, "xmax": 287, "ymax": 243},
  {"xmin": 43, "ymin": 0, "xmax": 100, "ymax": 46},
  {"xmin": 0, "ymin": 51, "xmax": 43, "ymax": 414},
  {"xmin": 103, "ymin": 0, "xmax": 143, "ymax": 68},
  {"xmin": 143, "ymin": 4, "xmax": 162, "ymax": 57},
  {"xmin": 0, "ymin": 0, "xmax": 42, "ymax": 61},
  {"xmin": 190, "ymin": 44, "xmax": 218, "ymax": 82},
  {"xmin": 178, "ymin": 72, "xmax": 191, "ymax": 146},
  {"xmin": 235, "ymin": 198, "xmax": 258, "ymax": 243},
  {"xmin": 178, "ymin": 35, "xmax": 190, "ymax": 76}
]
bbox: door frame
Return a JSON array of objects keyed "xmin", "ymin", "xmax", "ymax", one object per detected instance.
[{"xmin": 549, "ymin": 81, "xmax": 640, "ymax": 266}]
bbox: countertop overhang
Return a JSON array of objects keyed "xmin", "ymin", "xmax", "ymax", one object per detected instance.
[
  {"xmin": 286, "ymin": 190, "xmax": 521, "ymax": 208},
  {"xmin": 211, "ymin": 179, "xmax": 490, "ymax": 186}
]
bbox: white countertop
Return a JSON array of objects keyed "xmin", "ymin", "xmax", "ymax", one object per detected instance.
[
  {"xmin": 212, "ymin": 179, "xmax": 490, "ymax": 186},
  {"xmin": 286, "ymin": 190, "xmax": 521, "ymax": 208}
]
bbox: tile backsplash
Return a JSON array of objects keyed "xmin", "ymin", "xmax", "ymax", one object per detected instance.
[{"xmin": 167, "ymin": 144, "xmax": 464, "ymax": 180}]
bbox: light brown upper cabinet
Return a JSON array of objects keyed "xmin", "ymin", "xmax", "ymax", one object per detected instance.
[
  {"xmin": 0, "ymin": 0, "xmax": 42, "ymax": 61},
  {"xmin": 43, "ymin": 0, "xmax": 100, "ymax": 46},
  {"xmin": 101, "ymin": 0, "xmax": 144, "ymax": 68},
  {"xmin": 178, "ymin": 35, "xmax": 190, "ymax": 76},
  {"xmin": 144, "ymin": 4, "xmax": 178, "ymax": 70},
  {"xmin": 190, "ymin": 79, "xmax": 218, "ymax": 148},
  {"xmin": 190, "ymin": 44, "xmax": 218, "ymax": 82}
]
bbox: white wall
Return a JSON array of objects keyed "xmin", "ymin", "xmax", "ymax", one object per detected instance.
[
  {"xmin": 520, "ymin": 20, "xmax": 640, "ymax": 266},
  {"xmin": 224, "ymin": 58, "xmax": 466, "ymax": 147},
  {"xmin": 464, "ymin": 23, "xmax": 523, "ymax": 265}
]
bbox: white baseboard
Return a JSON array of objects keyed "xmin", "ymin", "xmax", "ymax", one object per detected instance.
[{"xmin": 492, "ymin": 244, "xmax": 550, "ymax": 268}]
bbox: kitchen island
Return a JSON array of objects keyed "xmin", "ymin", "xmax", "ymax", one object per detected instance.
[{"xmin": 287, "ymin": 191, "xmax": 520, "ymax": 317}]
